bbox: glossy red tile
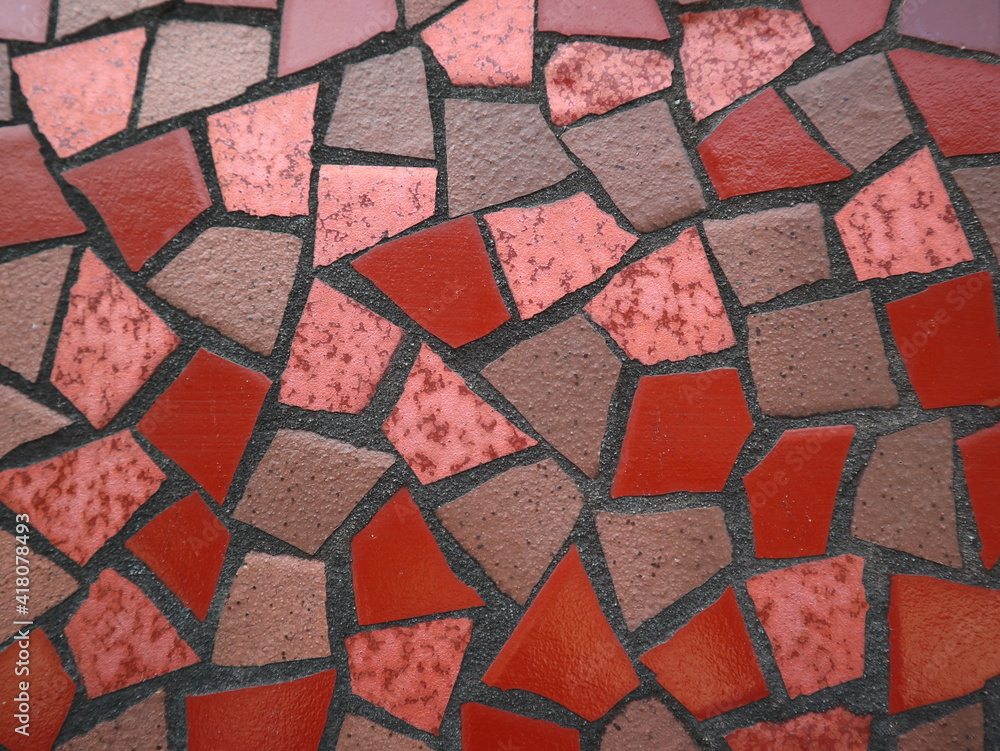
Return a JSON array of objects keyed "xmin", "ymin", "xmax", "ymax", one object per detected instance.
[
  {"xmin": 0, "ymin": 0, "xmax": 50, "ymax": 42},
  {"xmin": 800, "ymin": 0, "xmax": 890, "ymax": 53},
  {"xmin": 899, "ymin": 0, "xmax": 1000, "ymax": 57},
  {"xmin": 0, "ymin": 384, "xmax": 71, "ymax": 460},
  {"xmin": 537, "ymin": 0, "xmax": 667, "ymax": 40},
  {"xmin": 600, "ymin": 699, "xmax": 699, "ymax": 751},
  {"xmin": 278, "ymin": 0, "xmax": 397, "ymax": 76},
  {"xmin": 0, "ymin": 529, "xmax": 77, "ymax": 641},
  {"xmin": 953, "ymin": 167, "xmax": 1000, "ymax": 262},
  {"xmin": 58, "ymin": 691, "xmax": 167, "ymax": 751},
  {"xmin": 336, "ymin": 714, "xmax": 432, "ymax": 751},
  {"xmin": 959, "ymin": 424, "xmax": 1000, "ymax": 569},
  {"xmin": 0, "ymin": 630, "xmax": 74, "ymax": 751},
  {"xmin": 461, "ymin": 703, "xmax": 580, "ymax": 751},
  {"xmin": 898, "ymin": 704, "xmax": 984, "ymax": 751},
  {"xmin": 726, "ymin": 707, "xmax": 871, "ymax": 751}
]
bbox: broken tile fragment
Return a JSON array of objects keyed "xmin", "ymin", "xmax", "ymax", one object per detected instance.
[
  {"xmin": 0, "ymin": 45, "xmax": 10, "ymax": 121},
  {"xmin": 279, "ymin": 0, "xmax": 397, "ymax": 76},
  {"xmin": 462, "ymin": 704, "xmax": 580, "ymax": 750},
  {"xmin": 727, "ymin": 707, "xmax": 872, "ymax": 751},
  {"xmin": 953, "ymin": 167, "xmax": 1000, "ymax": 262},
  {"xmin": 0, "ymin": 631, "xmax": 73, "ymax": 751},
  {"xmin": 561, "ymin": 100, "xmax": 704, "ymax": 233},
  {"xmin": 600, "ymin": 699, "xmax": 699, "ymax": 751},
  {"xmin": 899, "ymin": 0, "xmax": 1000, "ymax": 57},
  {"xmin": 898, "ymin": 704, "xmax": 984, "ymax": 751},
  {"xmin": 405, "ymin": 0, "xmax": 454, "ymax": 26},
  {"xmin": 56, "ymin": 0, "xmax": 161, "ymax": 38},
  {"xmin": 0, "ymin": 529, "xmax": 77, "ymax": 642},
  {"xmin": 0, "ymin": 0, "xmax": 50, "ymax": 41},
  {"xmin": 58, "ymin": 692, "xmax": 167, "ymax": 751},
  {"xmin": 596, "ymin": 507, "xmax": 732, "ymax": 630},
  {"xmin": 537, "ymin": 0, "xmax": 667, "ymax": 39},
  {"xmin": 0, "ymin": 385, "xmax": 70, "ymax": 460},
  {"xmin": 800, "ymin": 0, "xmax": 890, "ymax": 53},
  {"xmin": 336, "ymin": 714, "xmax": 432, "ymax": 751},
  {"xmin": 959, "ymin": 425, "xmax": 1000, "ymax": 570}
]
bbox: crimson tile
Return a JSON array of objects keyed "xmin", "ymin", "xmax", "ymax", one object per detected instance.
[
  {"xmin": 889, "ymin": 49, "xmax": 1000, "ymax": 158},
  {"xmin": 898, "ymin": 704, "xmax": 984, "ymax": 751},
  {"xmin": 352, "ymin": 216, "xmax": 510, "ymax": 347},
  {"xmin": 747, "ymin": 291, "xmax": 899, "ymax": 417},
  {"xmin": 953, "ymin": 167, "xmax": 1000, "ymax": 262},
  {"xmin": 483, "ymin": 546, "xmax": 639, "ymax": 721},
  {"xmin": 461, "ymin": 703, "xmax": 580, "ymax": 751},
  {"xmin": 699, "ymin": 89, "xmax": 852, "ymax": 200},
  {"xmin": 278, "ymin": 0, "xmax": 397, "ymax": 76},
  {"xmin": 63, "ymin": 129, "xmax": 211, "ymax": 272},
  {"xmin": 352, "ymin": 487, "xmax": 484, "ymax": 625},
  {"xmin": 0, "ymin": 529, "xmax": 77, "ymax": 642},
  {"xmin": 56, "ymin": 0, "xmax": 160, "ymax": 38},
  {"xmin": 0, "ymin": 630, "xmax": 73, "ymax": 751},
  {"xmin": 125, "ymin": 492, "xmax": 229, "ymax": 621},
  {"xmin": 279, "ymin": 280, "xmax": 404, "ymax": 414},
  {"xmin": 561, "ymin": 100, "xmax": 705, "ymax": 233},
  {"xmin": 640, "ymin": 588, "xmax": 769, "ymax": 721},
  {"xmin": 0, "ymin": 0, "xmax": 49, "ymax": 42},
  {"xmin": 405, "ymin": 0, "xmax": 454, "ymax": 26},
  {"xmin": 0, "ymin": 431, "xmax": 165, "ymax": 565},
  {"xmin": 346, "ymin": 618, "xmax": 472, "ymax": 734},
  {"xmin": 600, "ymin": 699, "xmax": 699, "ymax": 751},
  {"xmin": 0, "ymin": 384, "xmax": 71, "ymax": 460},
  {"xmin": 596, "ymin": 507, "xmax": 732, "ymax": 630},
  {"xmin": 959, "ymin": 425, "xmax": 1000, "ymax": 569},
  {"xmin": 148, "ymin": 227, "xmax": 301, "ymax": 356},
  {"xmin": 585, "ymin": 227, "xmax": 735, "ymax": 364},
  {"xmin": 66, "ymin": 568, "xmax": 199, "ymax": 698},
  {"xmin": 315, "ymin": 165, "xmax": 437, "ymax": 266},
  {"xmin": 680, "ymin": 8, "xmax": 813, "ymax": 121},
  {"xmin": 537, "ymin": 0, "xmax": 667, "ymax": 40},
  {"xmin": 612, "ymin": 369, "xmax": 753, "ymax": 498},
  {"xmin": 214, "ymin": 552, "xmax": 330, "ymax": 666},
  {"xmin": 0, "ymin": 45, "xmax": 10, "ymax": 121},
  {"xmin": 726, "ymin": 707, "xmax": 871, "ymax": 751},
  {"xmin": 336, "ymin": 714, "xmax": 432, "ymax": 751},
  {"xmin": 52, "ymin": 249, "xmax": 180, "ymax": 428},
  {"xmin": 138, "ymin": 349, "xmax": 271, "ymax": 502},
  {"xmin": 445, "ymin": 99, "xmax": 575, "ymax": 216},
  {"xmin": 800, "ymin": 0, "xmax": 890, "ymax": 53},
  {"xmin": 899, "ymin": 0, "xmax": 1000, "ymax": 57},
  {"xmin": 234, "ymin": 429, "xmax": 394, "ymax": 554},
  {"xmin": 437, "ymin": 459, "xmax": 584, "ymax": 604},
  {"xmin": 484, "ymin": 193, "xmax": 638, "ymax": 320},
  {"xmin": 58, "ymin": 691, "xmax": 167, "ymax": 751},
  {"xmin": 208, "ymin": 85, "xmax": 317, "ymax": 217},
  {"xmin": 744, "ymin": 426, "xmax": 855, "ymax": 559},
  {"xmin": 187, "ymin": 670, "xmax": 337, "ymax": 751},
  {"xmin": 885, "ymin": 271, "xmax": 1000, "ymax": 409}
]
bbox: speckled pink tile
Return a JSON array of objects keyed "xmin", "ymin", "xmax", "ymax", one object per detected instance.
[
  {"xmin": 58, "ymin": 691, "xmax": 168, "ymax": 751},
  {"xmin": 0, "ymin": 384, "xmax": 71, "ymax": 460},
  {"xmin": 584, "ymin": 227, "xmax": 735, "ymax": 365},
  {"xmin": 208, "ymin": 85, "xmax": 317, "ymax": 217},
  {"xmin": 314, "ymin": 164, "xmax": 438, "ymax": 266},
  {"xmin": 383, "ymin": 343, "xmax": 536, "ymax": 484},
  {"xmin": 537, "ymin": 0, "xmax": 668, "ymax": 40},
  {"xmin": 836, "ymin": 148, "xmax": 973, "ymax": 280},
  {"xmin": 66, "ymin": 568, "xmax": 199, "ymax": 698},
  {"xmin": 279, "ymin": 280, "xmax": 404, "ymax": 414},
  {"xmin": 0, "ymin": 529, "xmax": 77, "ymax": 642},
  {"xmin": 52, "ymin": 249, "xmax": 180, "ymax": 429},
  {"xmin": 278, "ymin": 0, "xmax": 398, "ymax": 76},
  {"xmin": 0, "ymin": 431, "xmax": 165, "ymax": 565},
  {"xmin": 727, "ymin": 707, "xmax": 871, "ymax": 751}
]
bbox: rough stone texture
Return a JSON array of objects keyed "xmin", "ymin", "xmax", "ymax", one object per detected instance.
[
  {"xmin": 0, "ymin": 0, "xmax": 50, "ymax": 41},
  {"xmin": 959, "ymin": 424, "xmax": 1000, "ymax": 570},
  {"xmin": 57, "ymin": 691, "xmax": 167, "ymax": 751},
  {"xmin": 600, "ymin": 699, "xmax": 699, "ymax": 751},
  {"xmin": 561, "ymin": 100, "xmax": 704, "ymax": 233},
  {"xmin": 952, "ymin": 166, "xmax": 1000, "ymax": 262},
  {"xmin": 0, "ymin": 45, "xmax": 10, "ymax": 121},
  {"xmin": 0, "ymin": 529, "xmax": 77, "ymax": 642},
  {"xmin": 405, "ymin": 0, "xmax": 454, "ymax": 26},
  {"xmin": 899, "ymin": 0, "xmax": 1000, "ymax": 57},
  {"xmin": 278, "ymin": 0, "xmax": 397, "ymax": 76},
  {"xmin": 336, "ymin": 714, "xmax": 433, "ymax": 751},
  {"xmin": 747, "ymin": 290, "xmax": 899, "ymax": 417},
  {"xmin": 56, "ymin": 0, "xmax": 161, "ymax": 38},
  {"xmin": 0, "ymin": 384, "xmax": 71, "ymax": 460},
  {"xmin": 703, "ymin": 203, "xmax": 830, "ymax": 306},
  {"xmin": 0, "ymin": 630, "xmax": 74, "ymax": 751},
  {"xmin": 537, "ymin": 0, "xmax": 668, "ymax": 40},
  {"xmin": 727, "ymin": 707, "xmax": 872, "ymax": 751},
  {"xmin": 898, "ymin": 704, "xmax": 984, "ymax": 751}
]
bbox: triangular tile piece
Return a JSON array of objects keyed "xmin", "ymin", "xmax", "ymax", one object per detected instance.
[
  {"xmin": 57, "ymin": 0, "xmax": 163, "ymax": 38},
  {"xmin": 601, "ymin": 699, "xmax": 700, "ymax": 751},
  {"xmin": 66, "ymin": 569, "xmax": 199, "ymax": 698},
  {"xmin": 538, "ymin": 0, "xmax": 668, "ymax": 40},
  {"xmin": 52, "ymin": 250, "xmax": 180, "ymax": 428},
  {"xmin": 899, "ymin": 0, "xmax": 1000, "ymax": 57},
  {"xmin": 278, "ymin": 0, "xmax": 397, "ymax": 76},
  {"xmin": 336, "ymin": 714, "xmax": 432, "ymax": 751},
  {"xmin": 324, "ymin": 48, "xmax": 435, "ymax": 160},
  {"xmin": 959, "ymin": 425, "xmax": 1000, "ymax": 570},
  {"xmin": 126, "ymin": 492, "xmax": 230, "ymax": 621},
  {"xmin": 383, "ymin": 344, "xmax": 536, "ymax": 484},
  {"xmin": 0, "ymin": 529, "xmax": 77, "ymax": 642},
  {"xmin": 727, "ymin": 707, "xmax": 872, "ymax": 751},
  {"xmin": 0, "ymin": 431, "xmax": 165, "ymax": 565},
  {"xmin": 149, "ymin": 227, "xmax": 301, "ymax": 356},
  {"xmin": 596, "ymin": 507, "xmax": 733, "ymax": 630},
  {"xmin": 353, "ymin": 216, "xmax": 510, "ymax": 347},
  {"xmin": 59, "ymin": 691, "xmax": 168, "ymax": 751},
  {"xmin": 187, "ymin": 670, "xmax": 337, "ymax": 751},
  {"xmin": 483, "ymin": 193, "xmax": 638, "ymax": 320},
  {"xmin": 640, "ymin": 588, "xmax": 769, "ymax": 721},
  {"xmin": 437, "ymin": 459, "xmax": 583, "ymax": 604},
  {"xmin": 898, "ymin": 704, "xmax": 984, "ymax": 751},
  {"xmin": 445, "ymin": 99, "xmax": 575, "ymax": 216},
  {"xmin": 0, "ymin": 630, "xmax": 74, "ymax": 751},
  {"xmin": 0, "ymin": 384, "xmax": 71, "ymax": 460},
  {"xmin": 353, "ymin": 487, "xmax": 484, "ymax": 625},
  {"xmin": 462, "ymin": 703, "xmax": 580, "ymax": 750},
  {"xmin": 953, "ymin": 167, "xmax": 1000, "ymax": 262},
  {"xmin": 800, "ymin": 0, "xmax": 890, "ymax": 53},
  {"xmin": 138, "ymin": 349, "xmax": 270, "ymax": 502},
  {"xmin": 12, "ymin": 29, "xmax": 145, "ymax": 158},
  {"xmin": 405, "ymin": 0, "xmax": 455, "ymax": 26},
  {"xmin": 346, "ymin": 618, "xmax": 472, "ymax": 734},
  {"xmin": 483, "ymin": 546, "xmax": 640, "ymax": 722}
]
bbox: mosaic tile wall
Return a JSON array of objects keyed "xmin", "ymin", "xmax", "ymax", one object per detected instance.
[{"xmin": 0, "ymin": 0, "xmax": 998, "ymax": 748}]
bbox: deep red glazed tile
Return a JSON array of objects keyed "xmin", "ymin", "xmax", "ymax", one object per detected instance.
[
  {"xmin": 640, "ymin": 588, "xmax": 769, "ymax": 721},
  {"xmin": 187, "ymin": 670, "xmax": 337, "ymax": 751},
  {"xmin": 125, "ymin": 492, "xmax": 229, "ymax": 621},
  {"xmin": 66, "ymin": 568, "xmax": 199, "ymax": 698},
  {"xmin": 885, "ymin": 271, "xmax": 1000, "ymax": 409},
  {"xmin": 800, "ymin": 0, "xmax": 890, "ymax": 53},
  {"xmin": 278, "ymin": 0, "xmax": 397, "ymax": 76},
  {"xmin": 138, "ymin": 349, "xmax": 271, "ymax": 502},
  {"xmin": 889, "ymin": 575, "xmax": 1000, "ymax": 712},
  {"xmin": 899, "ymin": 0, "xmax": 1000, "ymax": 57},
  {"xmin": 0, "ymin": 384, "xmax": 71, "ymax": 460},
  {"xmin": 353, "ymin": 216, "xmax": 510, "ymax": 347},
  {"xmin": 52, "ymin": 249, "xmax": 180, "ymax": 428},
  {"xmin": 0, "ymin": 630, "xmax": 74, "ymax": 751},
  {"xmin": 346, "ymin": 618, "xmax": 472, "ymax": 734},
  {"xmin": 898, "ymin": 704, "xmax": 984, "ymax": 751},
  {"xmin": 726, "ymin": 707, "xmax": 872, "ymax": 751},
  {"xmin": 59, "ymin": 691, "xmax": 167, "ymax": 751},
  {"xmin": 953, "ymin": 167, "xmax": 1000, "ymax": 262},
  {"xmin": 336, "ymin": 714, "xmax": 432, "ymax": 751},
  {"xmin": 63, "ymin": 129, "xmax": 211, "ymax": 272},
  {"xmin": 461, "ymin": 703, "xmax": 580, "ymax": 751},
  {"xmin": 56, "ymin": 0, "xmax": 160, "ymax": 38},
  {"xmin": 600, "ymin": 699, "xmax": 700, "ymax": 751},
  {"xmin": 537, "ymin": 0, "xmax": 667, "ymax": 40},
  {"xmin": 0, "ymin": 0, "xmax": 50, "ymax": 41},
  {"xmin": 744, "ymin": 426, "xmax": 855, "ymax": 558},
  {"xmin": 698, "ymin": 89, "xmax": 852, "ymax": 200},
  {"xmin": 484, "ymin": 546, "xmax": 639, "ymax": 721},
  {"xmin": 611, "ymin": 369, "xmax": 753, "ymax": 498},
  {"xmin": 889, "ymin": 49, "xmax": 1000, "ymax": 158},
  {"xmin": 0, "ymin": 529, "xmax": 77, "ymax": 641},
  {"xmin": 0, "ymin": 430, "xmax": 165, "ymax": 565},
  {"xmin": 352, "ymin": 487, "xmax": 484, "ymax": 625},
  {"xmin": 959, "ymin": 424, "xmax": 1000, "ymax": 569}
]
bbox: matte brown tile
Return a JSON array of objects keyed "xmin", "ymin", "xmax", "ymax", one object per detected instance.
[
  {"xmin": 278, "ymin": 0, "xmax": 397, "ymax": 76},
  {"xmin": 0, "ymin": 529, "xmax": 77, "ymax": 643},
  {"xmin": 404, "ymin": 0, "xmax": 454, "ymax": 27},
  {"xmin": 898, "ymin": 704, "xmax": 984, "ymax": 751},
  {"xmin": 0, "ymin": 45, "xmax": 11, "ymax": 122},
  {"xmin": 600, "ymin": 699, "xmax": 700, "ymax": 751},
  {"xmin": 336, "ymin": 714, "xmax": 432, "ymax": 751},
  {"xmin": 57, "ymin": 691, "xmax": 167, "ymax": 751},
  {"xmin": 56, "ymin": 0, "xmax": 161, "ymax": 38},
  {"xmin": 0, "ymin": 383, "xmax": 71, "ymax": 460},
  {"xmin": 953, "ymin": 166, "xmax": 1000, "ymax": 262}
]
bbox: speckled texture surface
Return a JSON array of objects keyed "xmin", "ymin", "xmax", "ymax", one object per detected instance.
[{"xmin": 726, "ymin": 707, "xmax": 871, "ymax": 750}]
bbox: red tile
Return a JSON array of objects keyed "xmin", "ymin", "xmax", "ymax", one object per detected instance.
[
  {"xmin": 800, "ymin": 0, "xmax": 890, "ymax": 53},
  {"xmin": 640, "ymin": 588, "xmax": 769, "ymax": 721},
  {"xmin": 63, "ymin": 129, "xmax": 211, "ymax": 271},
  {"xmin": 744, "ymin": 426, "xmax": 855, "ymax": 558},
  {"xmin": 612, "ymin": 369, "xmax": 753, "ymax": 498},
  {"xmin": 727, "ymin": 707, "xmax": 871, "ymax": 751},
  {"xmin": 461, "ymin": 703, "xmax": 580, "ymax": 751},
  {"xmin": 537, "ymin": 0, "xmax": 667, "ymax": 40},
  {"xmin": 959, "ymin": 424, "xmax": 1000, "ymax": 569},
  {"xmin": 483, "ymin": 546, "xmax": 640, "ymax": 722},
  {"xmin": 0, "ymin": 630, "xmax": 74, "ymax": 751},
  {"xmin": 885, "ymin": 272, "xmax": 1000, "ymax": 409},
  {"xmin": 0, "ymin": 0, "xmax": 50, "ymax": 42},
  {"xmin": 279, "ymin": 0, "xmax": 397, "ymax": 76},
  {"xmin": 698, "ymin": 89, "xmax": 852, "ymax": 200},
  {"xmin": 352, "ymin": 487, "xmax": 484, "ymax": 625},
  {"xmin": 138, "ymin": 349, "xmax": 271, "ymax": 502}
]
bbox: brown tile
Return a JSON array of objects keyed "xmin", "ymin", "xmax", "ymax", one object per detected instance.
[
  {"xmin": 0, "ymin": 0, "xmax": 50, "ymax": 42},
  {"xmin": 0, "ymin": 529, "xmax": 77, "ymax": 643},
  {"xmin": 278, "ymin": 0, "xmax": 397, "ymax": 76},
  {"xmin": 899, "ymin": 0, "xmax": 1000, "ymax": 57},
  {"xmin": 405, "ymin": 0, "xmax": 454, "ymax": 27},
  {"xmin": 0, "ymin": 45, "xmax": 11, "ymax": 122},
  {"xmin": 953, "ymin": 166, "xmax": 1000, "ymax": 262},
  {"xmin": 336, "ymin": 714, "xmax": 432, "ymax": 751},
  {"xmin": 56, "ymin": 0, "xmax": 161, "ymax": 38},
  {"xmin": 538, "ymin": 0, "xmax": 669, "ymax": 40},
  {"xmin": 898, "ymin": 704, "xmax": 984, "ymax": 751},
  {"xmin": 600, "ymin": 699, "xmax": 700, "ymax": 751},
  {"xmin": 800, "ymin": 0, "xmax": 890, "ymax": 53},
  {"xmin": 57, "ymin": 691, "xmax": 167, "ymax": 751},
  {"xmin": 0, "ymin": 384, "xmax": 71, "ymax": 460}
]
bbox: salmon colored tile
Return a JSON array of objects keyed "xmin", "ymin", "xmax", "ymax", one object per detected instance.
[
  {"xmin": 537, "ymin": 0, "xmax": 667, "ymax": 40},
  {"xmin": 0, "ymin": 384, "xmax": 71, "ymax": 460},
  {"xmin": 0, "ymin": 0, "xmax": 50, "ymax": 42},
  {"xmin": 600, "ymin": 699, "xmax": 700, "ymax": 751},
  {"xmin": 959, "ymin": 424, "xmax": 1000, "ymax": 569},
  {"xmin": 278, "ymin": 0, "xmax": 397, "ymax": 76},
  {"xmin": 899, "ymin": 0, "xmax": 1000, "ymax": 57},
  {"xmin": 58, "ymin": 691, "xmax": 167, "ymax": 751},
  {"xmin": 800, "ymin": 0, "xmax": 890, "ymax": 53},
  {"xmin": 0, "ymin": 630, "xmax": 74, "ymax": 751},
  {"xmin": 56, "ymin": 0, "xmax": 160, "ymax": 38},
  {"xmin": 727, "ymin": 707, "xmax": 872, "ymax": 751},
  {"xmin": 336, "ymin": 714, "xmax": 433, "ymax": 751},
  {"xmin": 898, "ymin": 704, "xmax": 984, "ymax": 751},
  {"xmin": 461, "ymin": 703, "xmax": 580, "ymax": 751},
  {"xmin": 0, "ymin": 529, "xmax": 77, "ymax": 642}
]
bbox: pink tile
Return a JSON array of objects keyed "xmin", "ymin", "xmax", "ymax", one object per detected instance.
[
  {"xmin": 801, "ymin": 0, "xmax": 890, "ymax": 53},
  {"xmin": 278, "ymin": 0, "xmax": 397, "ymax": 76},
  {"xmin": 537, "ymin": 0, "xmax": 668, "ymax": 40},
  {"xmin": 0, "ymin": 0, "xmax": 50, "ymax": 42},
  {"xmin": 727, "ymin": 707, "xmax": 871, "ymax": 751}
]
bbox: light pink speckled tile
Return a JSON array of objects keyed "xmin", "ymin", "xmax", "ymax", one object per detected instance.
[
  {"xmin": 484, "ymin": 192, "xmax": 637, "ymax": 320},
  {"xmin": 314, "ymin": 164, "xmax": 438, "ymax": 266},
  {"xmin": 585, "ymin": 227, "xmax": 735, "ymax": 365},
  {"xmin": 836, "ymin": 148, "xmax": 973, "ymax": 280},
  {"xmin": 208, "ymin": 85, "xmax": 317, "ymax": 217},
  {"xmin": 0, "ymin": 431, "xmax": 165, "ymax": 566},
  {"xmin": 727, "ymin": 707, "xmax": 871, "ymax": 751},
  {"xmin": 279, "ymin": 280, "xmax": 404, "ymax": 414},
  {"xmin": 383, "ymin": 343, "xmax": 537, "ymax": 484}
]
